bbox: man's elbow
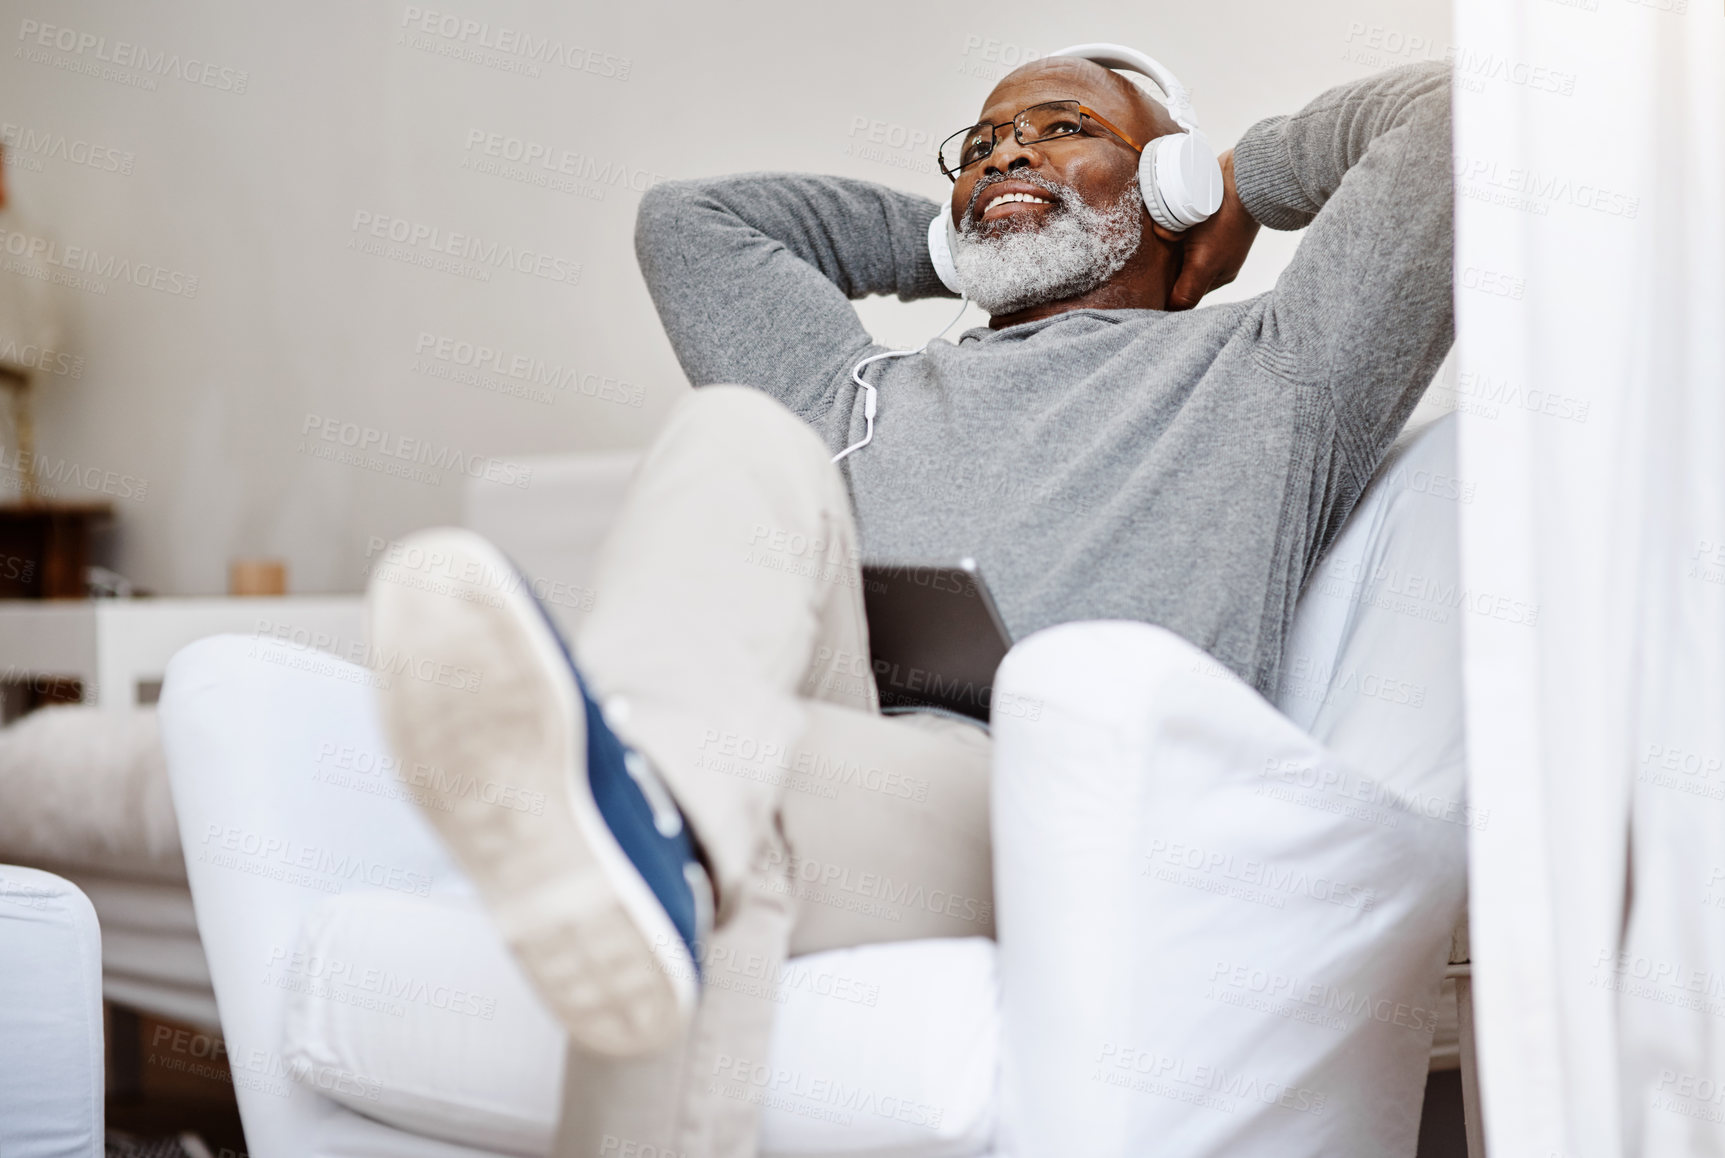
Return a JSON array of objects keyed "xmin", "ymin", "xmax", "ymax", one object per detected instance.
[
  {"xmin": 1393, "ymin": 62, "xmax": 1452, "ymax": 129},
  {"xmin": 634, "ymin": 180, "xmax": 690, "ymax": 261}
]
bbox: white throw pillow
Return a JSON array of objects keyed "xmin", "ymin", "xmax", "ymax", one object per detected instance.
[
  {"xmin": 280, "ymin": 889, "xmax": 997, "ymax": 1157},
  {"xmin": 281, "ymin": 891, "xmax": 564, "ymax": 1156},
  {"xmin": 753, "ymin": 937, "xmax": 998, "ymax": 1158}
]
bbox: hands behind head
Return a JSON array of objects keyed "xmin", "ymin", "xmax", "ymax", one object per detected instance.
[{"xmin": 1166, "ymin": 150, "xmax": 1259, "ymax": 311}]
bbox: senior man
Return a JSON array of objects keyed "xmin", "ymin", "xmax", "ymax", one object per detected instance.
[{"xmin": 370, "ymin": 50, "xmax": 1455, "ymax": 1154}]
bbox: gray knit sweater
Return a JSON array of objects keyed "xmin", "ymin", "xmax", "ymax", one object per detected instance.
[{"xmin": 634, "ymin": 63, "xmax": 1453, "ymax": 697}]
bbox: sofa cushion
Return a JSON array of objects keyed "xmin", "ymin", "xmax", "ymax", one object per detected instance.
[
  {"xmin": 281, "ymin": 891, "xmax": 562, "ymax": 1156},
  {"xmin": 0, "ymin": 705, "xmax": 185, "ymax": 882},
  {"xmin": 753, "ymin": 937, "xmax": 997, "ymax": 1158},
  {"xmin": 281, "ymin": 889, "xmax": 997, "ymax": 1157}
]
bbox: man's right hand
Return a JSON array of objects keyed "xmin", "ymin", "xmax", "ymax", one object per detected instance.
[{"xmin": 1166, "ymin": 149, "xmax": 1261, "ymax": 311}]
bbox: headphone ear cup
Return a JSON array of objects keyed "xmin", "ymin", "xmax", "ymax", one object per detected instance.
[
  {"xmin": 1138, "ymin": 143, "xmax": 1177, "ymax": 232},
  {"xmin": 1142, "ymin": 132, "xmax": 1224, "ymax": 232},
  {"xmin": 927, "ymin": 211, "xmax": 963, "ymax": 295}
]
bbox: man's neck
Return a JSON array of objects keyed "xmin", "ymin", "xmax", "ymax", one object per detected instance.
[
  {"xmin": 988, "ymin": 278, "xmax": 1169, "ymax": 330},
  {"xmin": 987, "ymin": 242, "xmax": 1177, "ymax": 329}
]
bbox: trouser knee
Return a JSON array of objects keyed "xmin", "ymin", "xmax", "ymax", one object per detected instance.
[{"xmin": 657, "ymin": 385, "xmax": 835, "ymax": 481}]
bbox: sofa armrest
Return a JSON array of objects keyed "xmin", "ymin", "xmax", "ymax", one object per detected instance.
[
  {"xmin": 158, "ymin": 635, "xmax": 468, "ymax": 1158},
  {"xmin": 991, "ymin": 621, "xmax": 1468, "ymax": 1156},
  {"xmin": 0, "ymin": 865, "xmax": 103, "ymax": 1158}
]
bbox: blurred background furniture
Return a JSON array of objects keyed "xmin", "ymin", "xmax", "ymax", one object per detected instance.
[
  {"xmin": 0, "ymin": 595, "xmax": 363, "ymax": 715},
  {"xmin": 0, "ymin": 597, "xmax": 364, "ymax": 1100},
  {"xmin": 0, "ymin": 501, "xmax": 112, "ymax": 598},
  {"xmin": 0, "ymin": 864, "xmax": 104, "ymax": 1158}
]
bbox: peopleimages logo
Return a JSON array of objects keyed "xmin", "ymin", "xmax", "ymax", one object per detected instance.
[
  {"xmin": 300, "ymin": 414, "xmax": 533, "ymax": 489},
  {"xmin": 461, "ymin": 130, "xmax": 666, "ymax": 196},
  {"xmin": 1142, "ymin": 837, "xmax": 1378, "ymax": 911},
  {"xmin": 264, "ymin": 944, "xmax": 499, "ymax": 1020},
  {"xmin": 398, "ymin": 6, "xmax": 631, "ymax": 80},
  {"xmin": 1442, "ymin": 368, "xmax": 1591, "ymax": 424},
  {"xmin": 1454, "ymin": 157, "xmax": 1640, "ymax": 220},
  {"xmin": 198, "ymin": 823, "xmax": 434, "ymax": 898},
  {"xmin": 1092, "ymin": 1042, "xmax": 1330, "ymax": 1116},
  {"xmin": 956, "ymin": 34, "xmax": 1042, "ymax": 79},
  {"xmin": 0, "ymin": 445, "xmax": 149, "ymax": 501},
  {"xmin": 348, "ymin": 211, "xmax": 581, "ymax": 286},
  {"xmin": 413, "ymin": 331, "xmax": 645, "ymax": 408},
  {"xmin": 0, "ymin": 335, "xmax": 82, "ymax": 378},
  {"xmin": 15, "ymin": 18, "xmax": 250, "ymax": 93},
  {"xmin": 843, "ymin": 116, "xmax": 945, "ymax": 176},
  {"xmin": 0, "ymin": 225, "xmax": 199, "ymax": 297},
  {"xmin": 0, "ymin": 121, "xmax": 135, "ymax": 174},
  {"xmin": 710, "ymin": 1053, "xmax": 946, "ymax": 1130}
]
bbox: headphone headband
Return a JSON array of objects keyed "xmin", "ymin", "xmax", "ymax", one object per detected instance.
[{"xmin": 1049, "ymin": 42, "xmax": 1202, "ymax": 136}]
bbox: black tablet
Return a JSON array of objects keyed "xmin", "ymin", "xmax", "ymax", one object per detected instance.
[{"xmin": 860, "ymin": 557, "xmax": 1013, "ymax": 724}]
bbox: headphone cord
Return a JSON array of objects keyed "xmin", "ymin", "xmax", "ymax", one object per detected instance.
[{"xmin": 831, "ymin": 295, "xmax": 971, "ymax": 465}]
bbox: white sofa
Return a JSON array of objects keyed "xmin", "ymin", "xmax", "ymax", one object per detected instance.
[
  {"xmin": 159, "ymin": 420, "xmax": 1476, "ymax": 1157},
  {"xmin": 0, "ymin": 864, "xmax": 105, "ymax": 1158}
]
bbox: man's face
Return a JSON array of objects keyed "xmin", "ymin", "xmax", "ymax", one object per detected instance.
[
  {"xmin": 949, "ymin": 60, "xmax": 1159, "ymax": 236},
  {"xmin": 946, "ymin": 59, "xmax": 1173, "ymax": 316}
]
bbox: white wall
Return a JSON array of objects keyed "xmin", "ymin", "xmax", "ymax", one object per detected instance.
[{"xmin": 0, "ymin": 0, "xmax": 1450, "ymax": 595}]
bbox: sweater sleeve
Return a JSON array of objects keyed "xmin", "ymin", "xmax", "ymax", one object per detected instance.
[
  {"xmin": 1232, "ymin": 63, "xmax": 1454, "ymax": 482},
  {"xmin": 633, "ymin": 172, "xmax": 956, "ymax": 418}
]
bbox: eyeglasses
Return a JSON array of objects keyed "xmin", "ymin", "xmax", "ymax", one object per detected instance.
[{"xmin": 937, "ymin": 99, "xmax": 1142, "ymax": 181}]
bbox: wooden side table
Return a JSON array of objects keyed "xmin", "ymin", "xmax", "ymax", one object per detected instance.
[{"xmin": 0, "ymin": 502, "xmax": 114, "ymax": 598}]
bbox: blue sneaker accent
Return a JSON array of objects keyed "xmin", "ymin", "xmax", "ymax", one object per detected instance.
[{"xmin": 525, "ymin": 586, "xmax": 707, "ymax": 981}]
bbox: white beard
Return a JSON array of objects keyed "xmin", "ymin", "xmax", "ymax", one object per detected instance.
[{"xmin": 951, "ymin": 173, "xmax": 1144, "ymax": 317}]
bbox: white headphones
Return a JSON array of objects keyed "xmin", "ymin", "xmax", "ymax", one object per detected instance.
[{"xmin": 927, "ymin": 42, "xmax": 1224, "ymax": 296}]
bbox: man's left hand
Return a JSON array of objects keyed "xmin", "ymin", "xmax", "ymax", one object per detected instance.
[{"xmin": 1166, "ymin": 149, "xmax": 1261, "ymax": 311}]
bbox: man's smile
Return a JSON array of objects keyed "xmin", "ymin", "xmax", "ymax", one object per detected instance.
[{"xmin": 972, "ymin": 179, "xmax": 1061, "ymax": 224}]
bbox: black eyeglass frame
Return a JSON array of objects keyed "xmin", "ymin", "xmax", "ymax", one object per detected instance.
[{"xmin": 936, "ymin": 99, "xmax": 1144, "ymax": 182}]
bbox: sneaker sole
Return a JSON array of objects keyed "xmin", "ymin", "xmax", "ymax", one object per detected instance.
[{"xmin": 368, "ymin": 527, "xmax": 695, "ymax": 1056}]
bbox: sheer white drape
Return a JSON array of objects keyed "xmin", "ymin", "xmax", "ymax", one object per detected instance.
[{"xmin": 1453, "ymin": 3, "xmax": 1725, "ymax": 1155}]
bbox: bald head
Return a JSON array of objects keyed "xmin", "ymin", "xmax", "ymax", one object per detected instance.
[{"xmin": 981, "ymin": 56, "xmax": 1180, "ymax": 147}]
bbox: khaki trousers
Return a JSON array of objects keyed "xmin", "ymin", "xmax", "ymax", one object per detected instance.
[{"xmin": 555, "ymin": 386, "xmax": 994, "ymax": 1158}]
